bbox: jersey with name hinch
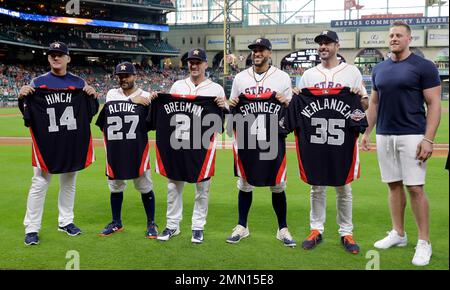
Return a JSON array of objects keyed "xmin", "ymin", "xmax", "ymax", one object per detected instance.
[
  {"xmin": 284, "ymin": 87, "xmax": 367, "ymax": 186},
  {"xmin": 19, "ymin": 88, "xmax": 99, "ymax": 174},
  {"xmin": 231, "ymin": 92, "xmax": 287, "ymax": 187},
  {"xmin": 96, "ymin": 100, "xmax": 151, "ymax": 180},
  {"xmin": 147, "ymin": 93, "xmax": 223, "ymax": 183}
]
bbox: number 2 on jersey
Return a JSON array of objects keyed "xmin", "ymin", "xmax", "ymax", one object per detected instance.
[{"xmin": 174, "ymin": 114, "xmax": 190, "ymax": 141}]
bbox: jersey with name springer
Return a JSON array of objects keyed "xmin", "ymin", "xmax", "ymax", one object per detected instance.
[{"xmin": 231, "ymin": 92, "xmax": 287, "ymax": 187}]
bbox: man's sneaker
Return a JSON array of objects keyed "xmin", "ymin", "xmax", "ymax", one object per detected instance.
[
  {"xmin": 98, "ymin": 221, "xmax": 124, "ymax": 237},
  {"xmin": 146, "ymin": 222, "xmax": 158, "ymax": 239},
  {"xmin": 341, "ymin": 235, "xmax": 360, "ymax": 254},
  {"xmin": 374, "ymin": 230, "xmax": 407, "ymax": 249},
  {"xmin": 226, "ymin": 225, "xmax": 249, "ymax": 244},
  {"xmin": 276, "ymin": 227, "xmax": 296, "ymax": 247},
  {"xmin": 58, "ymin": 223, "xmax": 82, "ymax": 236},
  {"xmin": 412, "ymin": 240, "xmax": 432, "ymax": 266},
  {"xmin": 24, "ymin": 232, "xmax": 39, "ymax": 246},
  {"xmin": 157, "ymin": 228, "xmax": 180, "ymax": 241},
  {"xmin": 191, "ymin": 230, "xmax": 204, "ymax": 244},
  {"xmin": 302, "ymin": 229, "xmax": 323, "ymax": 250}
]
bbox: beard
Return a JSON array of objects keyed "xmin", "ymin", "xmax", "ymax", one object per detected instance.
[
  {"xmin": 120, "ymin": 81, "xmax": 134, "ymax": 90},
  {"xmin": 318, "ymin": 50, "xmax": 334, "ymax": 60},
  {"xmin": 253, "ymin": 56, "xmax": 269, "ymax": 67}
]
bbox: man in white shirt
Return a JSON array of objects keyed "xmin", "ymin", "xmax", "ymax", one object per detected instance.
[
  {"xmin": 99, "ymin": 62, "xmax": 158, "ymax": 239},
  {"xmin": 297, "ymin": 30, "xmax": 368, "ymax": 254},
  {"xmin": 156, "ymin": 48, "xmax": 227, "ymax": 244},
  {"xmin": 226, "ymin": 38, "xmax": 296, "ymax": 247}
]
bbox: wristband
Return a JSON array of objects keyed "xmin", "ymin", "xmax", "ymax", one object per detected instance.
[{"xmin": 423, "ymin": 137, "xmax": 434, "ymax": 145}]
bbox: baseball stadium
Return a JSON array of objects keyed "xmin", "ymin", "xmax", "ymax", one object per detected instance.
[{"xmin": 0, "ymin": 0, "xmax": 448, "ymax": 272}]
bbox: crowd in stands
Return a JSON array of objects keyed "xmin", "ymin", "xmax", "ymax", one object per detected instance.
[
  {"xmin": 0, "ymin": 63, "xmax": 187, "ymax": 103},
  {"xmin": 282, "ymin": 65, "xmax": 306, "ymax": 76}
]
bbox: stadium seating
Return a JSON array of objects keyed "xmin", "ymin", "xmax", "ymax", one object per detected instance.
[
  {"xmin": 141, "ymin": 39, "xmax": 179, "ymax": 54},
  {"xmin": 84, "ymin": 39, "xmax": 149, "ymax": 52}
]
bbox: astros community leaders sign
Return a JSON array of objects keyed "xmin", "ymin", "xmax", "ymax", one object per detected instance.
[{"xmin": 331, "ymin": 16, "xmax": 449, "ymax": 27}]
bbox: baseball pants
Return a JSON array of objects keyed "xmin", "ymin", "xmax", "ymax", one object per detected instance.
[
  {"xmin": 108, "ymin": 170, "xmax": 153, "ymax": 193},
  {"xmin": 237, "ymin": 178, "xmax": 286, "ymax": 193},
  {"xmin": 310, "ymin": 184, "xmax": 353, "ymax": 237},
  {"xmin": 165, "ymin": 178, "xmax": 211, "ymax": 231},
  {"xmin": 24, "ymin": 167, "xmax": 77, "ymax": 234}
]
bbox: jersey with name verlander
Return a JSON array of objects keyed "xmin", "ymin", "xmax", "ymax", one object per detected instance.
[
  {"xmin": 284, "ymin": 87, "xmax": 368, "ymax": 186},
  {"xmin": 19, "ymin": 88, "xmax": 99, "ymax": 174}
]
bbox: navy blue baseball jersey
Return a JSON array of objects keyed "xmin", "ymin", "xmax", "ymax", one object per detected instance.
[
  {"xmin": 147, "ymin": 93, "xmax": 224, "ymax": 183},
  {"xmin": 284, "ymin": 87, "xmax": 367, "ymax": 186},
  {"xmin": 231, "ymin": 92, "xmax": 287, "ymax": 187},
  {"xmin": 372, "ymin": 53, "xmax": 441, "ymax": 135},
  {"xmin": 96, "ymin": 100, "xmax": 151, "ymax": 180},
  {"xmin": 30, "ymin": 72, "xmax": 86, "ymax": 89},
  {"xmin": 19, "ymin": 88, "xmax": 99, "ymax": 174}
]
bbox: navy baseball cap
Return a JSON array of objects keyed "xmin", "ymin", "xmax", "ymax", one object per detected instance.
[
  {"xmin": 186, "ymin": 48, "xmax": 207, "ymax": 62},
  {"xmin": 248, "ymin": 38, "xmax": 272, "ymax": 51},
  {"xmin": 314, "ymin": 30, "xmax": 339, "ymax": 43},
  {"xmin": 115, "ymin": 62, "xmax": 137, "ymax": 75},
  {"xmin": 48, "ymin": 41, "xmax": 69, "ymax": 55}
]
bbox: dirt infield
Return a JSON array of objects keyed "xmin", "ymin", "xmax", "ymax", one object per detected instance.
[{"xmin": 1, "ymin": 137, "xmax": 448, "ymax": 157}]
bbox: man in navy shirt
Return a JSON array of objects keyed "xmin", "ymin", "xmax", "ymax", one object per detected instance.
[
  {"xmin": 19, "ymin": 42, "xmax": 97, "ymax": 246},
  {"xmin": 361, "ymin": 22, "xmax": 441, "ymax": 266}
]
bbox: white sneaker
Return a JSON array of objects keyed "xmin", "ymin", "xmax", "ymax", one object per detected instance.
[
  {"xmin": 226, "ymin": 225, "xmax": 249, "ymax": 244},
  {"xmin": 276, "ymin": 227, "xmax": 296, "ymax": 247},
  {"xmin": 374, "ymin": 230, "xmax": 407, "ymax": 249},
  {"xmin": 412, "ymin": 240, "xmax": 432, "ymax": 266}
]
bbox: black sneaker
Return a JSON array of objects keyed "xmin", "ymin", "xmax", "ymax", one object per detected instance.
[
  {"xmin": 99, "ymin": 221, "xmax": 124, "ymax": 237},
  {"xmin": 146, "ymin": 222, "xmax": 158, "ymax": 239},
  {"xmin": 302, "ymin": 230, "xmax": 323, "ymax": 250},
  {"xmin": 24, "ymin": 232, "xmax": 39, "ymax": 246},
  {"xmin": 58, "ymin": 223, "xmax": 82, "ymax": 236},
  {"xmin": 341, "ymin": 235, "xmax": 360, "ymax": 254}
]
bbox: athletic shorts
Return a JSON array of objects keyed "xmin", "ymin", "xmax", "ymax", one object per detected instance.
[{"xmin": 376, "ymin": 134, "xmax": 426, "ymax": 186}]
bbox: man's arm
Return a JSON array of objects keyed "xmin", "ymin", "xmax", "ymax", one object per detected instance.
[
  {"xmin": 416, "ymin": 85, "xmax": 441, "ymax": 162},
  {"xmin": 228, "ymin": 79, "xmax": 240, "ymax": 107},
  {"xmin": 361, "ymin": 89, "xmax": 379, "ymax": 151}
]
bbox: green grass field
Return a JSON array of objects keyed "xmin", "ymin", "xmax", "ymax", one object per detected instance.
[{"xmin": 0, "ymin": 103, "xmax": 448, "ymax": 270}]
